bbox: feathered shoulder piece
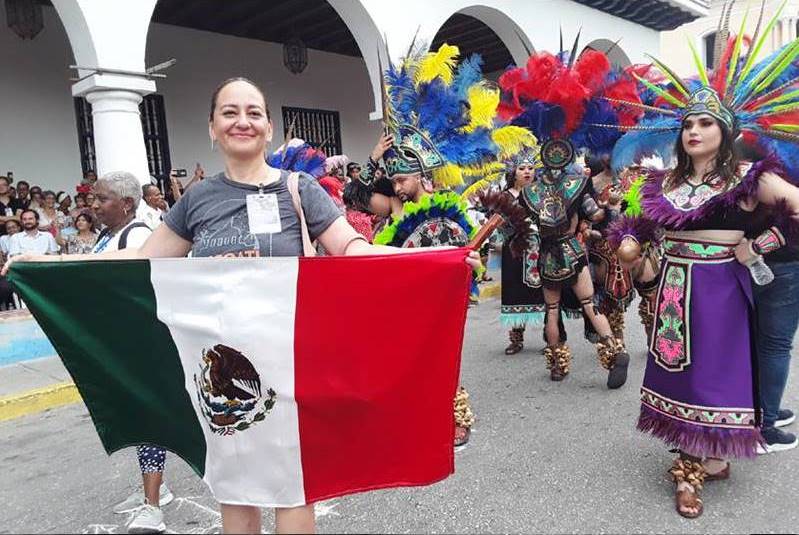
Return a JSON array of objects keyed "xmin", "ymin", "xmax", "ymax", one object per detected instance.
[
  {"xmin": 267, "ymin": 138, "xmax": 327, "ymax": 179},
  {"xmin": 380, "ymin": 44, "xmax": 538, "ymax": 188},
  {"xmin": 612, "ymin": 1, "xmax": 799, "ymax": 182},
  {"xmin": 635, "ymin": 157, "xmax": 783, "ymax": 229},
  {"xmin": 373, "ymin": 190, "xmax": 477, "ymax": 247},
  {"xmin": 497, "ymin": 37, "xmax": 643, "ymax": 160}
]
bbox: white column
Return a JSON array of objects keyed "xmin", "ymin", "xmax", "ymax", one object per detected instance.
[
  {"xmin": 52, "ymin": 0, "xmax": 158, "ymax": 186},
  {"xmin": 85, "ymin": 90, "xmax": 150, "ymax": 185}
]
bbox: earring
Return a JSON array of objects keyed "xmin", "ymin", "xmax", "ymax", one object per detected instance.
[{"xmin": 210, "ymin": 139, "xmax": 216, "ymax": 151}]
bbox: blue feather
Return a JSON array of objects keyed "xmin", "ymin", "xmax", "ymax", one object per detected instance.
[
  {"xmin": 735, "ymin": 46, "xmax": 788, "ymax": 99},
  {"xmin": 510, "ymin": 102, "xmax": 565, "ymax": 140},
  {"xmin": 452, "ymin": 54, "xmax": 484, "ymax": 99},
  {"xmin": 417, "ymin": 79, "xmax": 468, "ymax": 139},
  {"xmin": 611, "ymin": 116, "xmax": 680, "ymax": 173},
  {"xmin": 754, "ymin": 136, "xmax": 799, "ymax": 184},
  {"xmin": 267, "ymin": 141, "xmax": 327, "ymax": 178},
  {"xmin": 438, "ymin": 128, "xmax": 496, "ymax": 165},
  {"xmin": 571, "ymin": 99, "xmax": 622, "ymax": 156},
  {"xmin": 386, "ymin": 65, "xmax": 417, "ymax": 124}
]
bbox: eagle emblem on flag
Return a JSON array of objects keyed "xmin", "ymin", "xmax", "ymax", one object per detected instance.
[{"xmin": 194, "ymin": 344, "xmax": 277, "ymax": 435}]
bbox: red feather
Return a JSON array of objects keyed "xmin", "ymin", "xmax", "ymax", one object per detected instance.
[
  {"xmin": 497, "ymin": 101, "xmax": 522, "ymax": 121},
  {"xmin": 711, "ymin": 35, "xmax": 737, "ymax": 97},
  {"xmin": 498, "ymin": 67, "xmax": 525, "ymax": 92},
  {"xmin": 546, "ymin": 72, "xmax": 589, "ymax": 132},
  {"xmin": 605, "ymin": 77, "xmax": 644, "ymax": 126},
  {"xmin": 575, "ymin": 50, "xmax": 611, "ymax": 91},
  {"xmin": 757, "ymin": 110, "xmax": 799, "ymax": 129}
]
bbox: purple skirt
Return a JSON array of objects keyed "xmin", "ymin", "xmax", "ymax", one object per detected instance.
[{"xmin": 638, "ymin": 237, "xmax": 763, "ymax": 458}]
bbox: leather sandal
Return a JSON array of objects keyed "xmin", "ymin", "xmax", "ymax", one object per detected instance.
[
  {"xmin": 675, "ymin": 484, "xmax": 704, "ymax": 519},
  {"xmin": 669, "ymin": 455, "xmax": 707, "ymax": 519},
  {"xmin": 704, "ymin": 458, "xmax": 731, "ymax": 481},
  {"xmin": 454, "ymin": 425, "xmax": 470, "ymax": 447}
]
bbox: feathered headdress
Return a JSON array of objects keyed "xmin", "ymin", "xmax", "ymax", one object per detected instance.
[
  {"xmin": 267, "ymin": 138, "xmax": 327, "ymax": 179},
  {"xmin": 380, "ymin": 43, "xmax": 539, "ymax": 188},
  {"xmin": 497, "ymin": 33, "xmax": 643, "ymax": 169},
  {"xmin": 324, "ymin": 155, "xmax": 350, "ymax": 174},
  {"xmin": 612, "ymin": 0, "xmax": 799, "ymax": 180}
]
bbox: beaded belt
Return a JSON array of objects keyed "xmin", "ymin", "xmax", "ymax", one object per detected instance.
[{"xmin": 662, "ymin": 236, "xmax": 737, "ymax": 263}]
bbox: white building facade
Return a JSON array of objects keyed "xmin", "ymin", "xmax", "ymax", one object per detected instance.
[
  {"xmin": 661, "ymin": 0, "xmax": 799, "ymax": 76},
  {"xmin": 1, "ymin": 0, "xmax": 707, "ymax": 194}
]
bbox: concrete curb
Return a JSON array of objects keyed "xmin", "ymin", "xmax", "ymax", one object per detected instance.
[{"xmin": 0, "ymin": 382, "xmax": 81, "ymax": 422}]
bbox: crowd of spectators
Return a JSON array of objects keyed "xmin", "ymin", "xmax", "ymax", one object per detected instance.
[{"xmin": 0, "ymin": 167, "xmax": 202, "ymax": 310}]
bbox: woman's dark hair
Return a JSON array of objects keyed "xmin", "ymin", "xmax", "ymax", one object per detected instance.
[
  {"xmin": 503, "ymin": 166, "xmax": 532, "ymax": 190},
  {"xmin": 585, "ymin": 154, "xmax": 611, "ymax": 178},
  {"xmin": 209, "ymin": 77, "xmax": 271, "ymax": 121},
  {"xmin": 667, "ymin": 116, "xmax": 740, "ymax": 191},
  {"xmin": 75, "ymin": 192, "xmax": 87, "ymax": 203},
  {"xmin": 43, "ymin": 190, "xmax": 56, "ymax": 199},
  {"xmin": 75, "ymin": 211, "xmax": 95, "ymax": 230}
]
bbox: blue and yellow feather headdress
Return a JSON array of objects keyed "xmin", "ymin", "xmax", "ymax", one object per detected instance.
[{"xmin": 379, "ymin": 44, "xmax": 539, "ymax": 188}]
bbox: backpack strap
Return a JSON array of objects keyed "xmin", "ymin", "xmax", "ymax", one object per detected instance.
[
  {"xmin": 118, "ymin": 222, "xmax": 150, "ymax": 250},
  {"xmin": 286, "ymin": 172, "xmax": 316, "ymax": 257}
]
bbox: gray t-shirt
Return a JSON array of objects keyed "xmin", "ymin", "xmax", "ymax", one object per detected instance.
[{"xmin": 164, "ymin": 171, "xmax": 341, "ymax": 258}]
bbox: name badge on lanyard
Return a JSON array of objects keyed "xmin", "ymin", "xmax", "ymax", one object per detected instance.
[{"xmin": 246, "ymin": 193, "xmax": 282, "ymax": 234}]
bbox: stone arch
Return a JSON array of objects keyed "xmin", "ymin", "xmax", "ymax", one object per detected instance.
[
  {"xmin": 582, "ymin": 38, "xmax": 632, "ymax": 68},
  {"xmin": 51, "ymin": 1, "xmax": 157, "ymax": 78},
  {"xmin": 450, "ymin": 5, "xmax": 534, "ymax": 69},
  {"xmin": 327, "ymin": 0, "xmax": 389, "ymax": 120}
]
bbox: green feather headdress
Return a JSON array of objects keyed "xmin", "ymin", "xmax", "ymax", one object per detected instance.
[{"xmin": 612, "ymin": 0, "xmax": 799, "ymax": 180}]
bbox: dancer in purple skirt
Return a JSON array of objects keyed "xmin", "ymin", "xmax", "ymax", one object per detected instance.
[{"xmin": 608, "ymin": 4, "xmax": 799, "ymax": 519}]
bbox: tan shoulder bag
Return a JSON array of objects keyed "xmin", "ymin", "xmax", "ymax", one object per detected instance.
[{"xmin": 286, "ymin": 172, "xmax": 316, "ymax": 257}]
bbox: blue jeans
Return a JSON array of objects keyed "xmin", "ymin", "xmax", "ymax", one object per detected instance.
[{"xmin": 754, "ymin": 261, "xmax": 799, "ymax": 428}]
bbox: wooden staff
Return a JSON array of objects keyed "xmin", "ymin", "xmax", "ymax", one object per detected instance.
[{"xmin": 467, "ymin": 213, "xmax": 504, "ymax": 250}]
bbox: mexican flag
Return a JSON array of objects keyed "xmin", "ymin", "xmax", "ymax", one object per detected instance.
[{"xmin": 8, "ymin": 250, "xmax": 471, "ymax": 507}]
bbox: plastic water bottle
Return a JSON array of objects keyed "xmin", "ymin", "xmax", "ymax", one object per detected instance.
[{"xmin": 746, "ymin": 255, "xmax": 775, "ymax": 286}]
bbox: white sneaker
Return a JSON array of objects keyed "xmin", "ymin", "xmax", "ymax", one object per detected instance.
[
  {"xmin": 127, "ymin": 504, "xmax": 165, "ymax": 534},
  {"xmin": 113, "ymin": 484, "xmax": 174, "ymax": 514}
]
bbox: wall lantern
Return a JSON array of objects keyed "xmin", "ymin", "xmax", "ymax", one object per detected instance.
[
  {"xmin": 283, "ymin": 37, "xmax": 308, "ymax": 75},
  {"xmin": 5, "ymin": 0, "xmax": 44, "ymax": 41}
]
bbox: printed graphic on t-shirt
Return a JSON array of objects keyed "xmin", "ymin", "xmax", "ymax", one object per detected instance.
[{"xmin": 193, "ymin": 200, "xmax": 260, "ymax": 258}]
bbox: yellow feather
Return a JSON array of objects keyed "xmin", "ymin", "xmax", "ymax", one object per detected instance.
[
  {"xmin": 432, "ymin": 163, "xmax": 464, "ymax": 188},
  {"xmin": 461, "ymin": 178, "xmax": 494, "ymax": 200},
  {"xmin": 464, "ymin": 83, "xmax": 500, "ymax": 132},
  {"xmin": 415, "ymin": 44, "xmax": 460, "ymax": 86},
  {"xmin": 461, "ymin": 161, "xmax": 506, "ymax": 177},
  {"xmin": 491, "ymin": 126, "xmax": 539, "ymax": 160}
]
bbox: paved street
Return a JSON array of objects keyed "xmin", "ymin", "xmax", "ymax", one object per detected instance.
[{"xmin": 2, "ymin": 294, "xmax": 798, "ymax": 534}]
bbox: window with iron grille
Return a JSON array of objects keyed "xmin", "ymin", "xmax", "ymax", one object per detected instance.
[
  {"xmin": 73, "ymin": 94, "xmax": 172, "ymax": 184},
  {"xmin": 281, "ymin": 106, "xmax": 342, "ymax": 157}
]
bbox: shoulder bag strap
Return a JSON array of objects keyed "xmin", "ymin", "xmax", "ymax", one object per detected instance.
[
  {"xmin": 118, "ymin": 222, "xmax": 150, "ymax": 250},
  {"xmin": 286, "ymin": 172, "xmax": 316, "ymax": 257}
]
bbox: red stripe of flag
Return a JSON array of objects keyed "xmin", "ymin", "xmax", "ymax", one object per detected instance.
[{"xmin": 293, "ymin": 249, "xmax": 471, "ymax": 503}]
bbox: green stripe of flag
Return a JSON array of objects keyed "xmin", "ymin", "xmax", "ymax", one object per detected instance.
[{"xmin": 9, "ymin": 260, "xmax": 206, "ymax": 475}]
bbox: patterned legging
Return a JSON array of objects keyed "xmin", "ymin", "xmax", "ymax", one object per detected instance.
[{"xmin": 136, "ymin": 444, "xmax": 166, "ymax": 473}]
